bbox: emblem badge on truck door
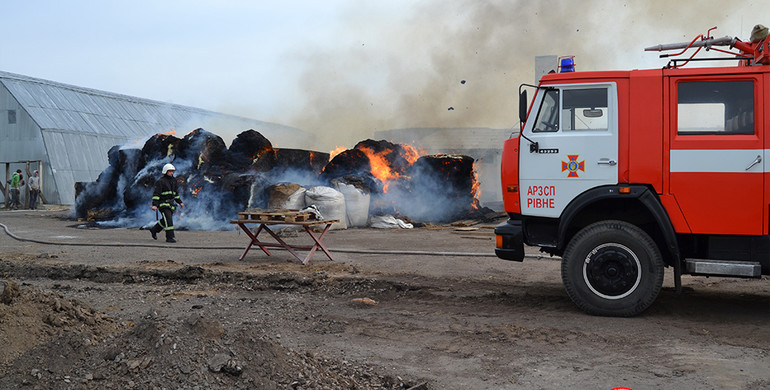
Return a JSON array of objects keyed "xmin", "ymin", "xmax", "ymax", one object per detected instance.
[{"xmin": 561, "ymin": 155, "xmax": 585, "ymax": 177}]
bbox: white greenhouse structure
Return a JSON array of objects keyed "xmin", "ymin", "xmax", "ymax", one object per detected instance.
[{"xmin": 0, "ymin": 70, "xmax": 306, "ymax": 206}]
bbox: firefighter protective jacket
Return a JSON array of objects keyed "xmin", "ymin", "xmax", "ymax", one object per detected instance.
[{"xmin": 152, "ymin": 174, "xmax": 183, "ymax": 210}]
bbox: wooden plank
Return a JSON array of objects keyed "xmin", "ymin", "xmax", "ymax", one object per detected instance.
[
  {"xmin": 238, "ymin": 210, "xmax": 314, "ymax": 223},
  {"xmin": 230, "ymin": 219, "xmax": 339, "ymax": 226}
]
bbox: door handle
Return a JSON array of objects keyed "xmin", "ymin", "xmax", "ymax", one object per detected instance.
[
  {"xmin": 745, "ymin": 155, "xmax": 762, "ymax": 171},
  {"xmin": 597, "ymin": 158, "xmax": 617, "ymax": 166}
]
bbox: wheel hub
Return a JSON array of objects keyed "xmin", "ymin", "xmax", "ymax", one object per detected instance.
[{"xmin": 583, "ymin": 243, "xmax": 641, "ymax": 299}]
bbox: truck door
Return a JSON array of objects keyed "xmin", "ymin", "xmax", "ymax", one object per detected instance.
[
  {"xmin": 668, "ymin": 75, "xmax": 764, "ymax": 235},
  {"xmin": 519, "ymin": 83, "xmax": 619, "ymax": 218}
]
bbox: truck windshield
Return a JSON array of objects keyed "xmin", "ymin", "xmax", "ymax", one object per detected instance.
[{"xmin": 532, "ymin": 89, "xmax": 560, "ymax": 132}]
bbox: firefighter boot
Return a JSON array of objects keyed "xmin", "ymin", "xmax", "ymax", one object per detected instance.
[
  {"xmin": 149, "ymin": 224, "xmax": 159, "ymax": 240},
  {"xmin": 166, "ymin": 231, "xmax": 176, "ymax": 243}
]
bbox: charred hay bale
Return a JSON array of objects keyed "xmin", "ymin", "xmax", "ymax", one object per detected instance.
[
  {"xmin": 250, "ymin": 149, "xmax": 277, "ymax": 173},
  {"xmin": 265, "ymin": 148, "xmax": 329, "ymax": 185},
  {"xmin": 73, "ymin": 146, "xmax": 125, "ymax": 218},
  {"xmin": 141, "ymin": 133, "xmax": 180, "ymax": 163},
  {"xmin": 354, "ymin": 139, "xmax": 398, "ymax": 154},
  {"xmin": 107, "ymin": 144, "xmax": 120, "ymax": 168},
  {"xmin": 228, "ymin": 130, "xmax": 274, "ymax": 171},
  {"xmin": 177, "ymin": 128, "xmax": 228, "ymax": 170},
  {"xmin": 117, "ymin": 148, "xmax": 143, "ymax": 178},
  {"xmin": 247, "ymin": 175, "xmax": 273, "ymax": 209},
  {"xmin": 122, "ymin": 163, "xmax": 164, "ymax": 211},
  {"xmin": 320, "ymin": 149, "xmax": 372, "ymax": 183},
  {"xmin": 220, "ymin": 172, "xmax": 255, "ymax": 209},
  {"xmin": 403, "ymin": 154, "xmax": 476, "ymax": 222},
  {"xmin": 273, "ymin": 149, "xmax": 329, "ymax": 174},
  {"xmin": 411, "ymin": 154, "xmax": 475, "ymax": 192},
  {"xmin": 229, "ymin": 129, "xmax": 273, "ymax": 159},
  {"xmin": 184, "ymin": 174, "xmax": 209, "ymax": 200}
]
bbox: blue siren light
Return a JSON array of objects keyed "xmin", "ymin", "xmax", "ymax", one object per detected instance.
[{"xmin": 559, "ymin": 56, "xmax": 575, "ymax": 72}]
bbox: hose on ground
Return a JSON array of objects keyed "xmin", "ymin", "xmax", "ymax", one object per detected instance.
[{"xmin": 0, "ymin": 221, "xmax": 549, "ymax": 259}]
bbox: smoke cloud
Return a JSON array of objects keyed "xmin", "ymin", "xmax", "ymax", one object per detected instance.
[{"xmin": 283, "ymin": 0, "xmax": 764, "ymax": 150}]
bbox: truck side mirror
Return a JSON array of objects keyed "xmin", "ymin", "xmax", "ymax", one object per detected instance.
[{"xmin": 519, "ymin": 90, "xmax": 528, "ymax": 124}]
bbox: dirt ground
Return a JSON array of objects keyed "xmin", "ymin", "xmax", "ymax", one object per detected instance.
[{"xmin": 1, "ymin": 208, "xmax": 770, "ymax": 390}]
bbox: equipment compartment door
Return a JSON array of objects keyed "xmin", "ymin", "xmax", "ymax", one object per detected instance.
[
  {"xmin": 668, "ymin": 75, "xmax": 764, "ymax": 235},
  {"xmin": 519, "ymin": 83, "xmax": 619, "ymax": 218}
]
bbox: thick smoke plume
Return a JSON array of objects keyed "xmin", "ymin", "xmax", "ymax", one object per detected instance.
[
  {"xmin": 73, "ymin": 129, "xmax": 484, "ymax": 230},
  {"xmin": 285, "ymin": 0, "xmax": 761, "ymax": 150}
]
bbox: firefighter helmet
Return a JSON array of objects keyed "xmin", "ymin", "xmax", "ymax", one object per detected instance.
[{"xmin": 162, "ymin": 163, "xmax": 176, "ymax": 174}]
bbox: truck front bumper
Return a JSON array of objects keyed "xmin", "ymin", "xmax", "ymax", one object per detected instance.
[{"xmin": 494, "ymin": 219, "xmax": 525, "ymax": 261}]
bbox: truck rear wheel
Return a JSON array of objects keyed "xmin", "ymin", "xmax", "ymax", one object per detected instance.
[{"xmin": 561, "ymin": 220, "xmax": 663, "ymax": 317}]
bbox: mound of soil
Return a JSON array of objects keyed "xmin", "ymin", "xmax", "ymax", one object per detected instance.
[{"xmin": 0, "ymin": 279, "xmax": 414, "ymax": 389}]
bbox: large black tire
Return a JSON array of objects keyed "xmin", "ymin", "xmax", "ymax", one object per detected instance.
[{"xmin": 561, "ymin": 220, "xmax": 664, "ymax": 317}]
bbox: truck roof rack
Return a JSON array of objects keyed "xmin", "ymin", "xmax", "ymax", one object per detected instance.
[{"xmin": 645, "ymin": 26, "xmax": 769, "ymax": 68}]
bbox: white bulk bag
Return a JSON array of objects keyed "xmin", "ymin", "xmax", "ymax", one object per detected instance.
[
  {"xmin": 305, "ymin": 186, "xmax": 347, "ymax": 230},
  {"xmin": 333, "ymin": 182, "xmax": 370, "ymax": 227}
]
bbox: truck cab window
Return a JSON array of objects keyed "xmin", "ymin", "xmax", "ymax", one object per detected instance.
[
  {"xmin": 532, "ymin": 89, "xmax": 560, "ymax": 132},
  {"xmin": 677, "ymin": 80, "xmax": 754, "ymax": 135},
  {"xmin": 562, "ymin": 88, "xmax": 608, "ymax": 131}
]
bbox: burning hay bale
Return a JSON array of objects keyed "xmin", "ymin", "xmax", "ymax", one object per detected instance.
[
  {"xmin": 320, "ymin": 149, "xmax": 377, "ymax": 189},
  {"xmin": 74, "ymin": 129, "xmax": 484, "ymax": 229},
  {"xmin": 354, "ymin": 139, "xmax": 417, "ymax": 181},
  {"xmin": 229, "ymin": 130, "xmax": 272, "ymax": 162}
]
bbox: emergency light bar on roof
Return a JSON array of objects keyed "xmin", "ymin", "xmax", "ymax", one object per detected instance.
[{"xmin": 645, "ymin": 25, "xmax": 770, "ymax": 68}]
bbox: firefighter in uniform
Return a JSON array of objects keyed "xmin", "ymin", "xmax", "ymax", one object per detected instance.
[{"xmin": 150, "ymin": 163, "xmax": 184, "ymax": 243}]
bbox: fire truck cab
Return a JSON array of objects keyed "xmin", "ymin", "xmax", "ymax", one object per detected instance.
[{"xmin": 495, "ymin": 27, "xmax": 770, "ymax": 316}]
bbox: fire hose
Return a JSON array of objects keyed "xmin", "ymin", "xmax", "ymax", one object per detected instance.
[{"xmin": 0, "ymin": 221, "xmax": 553, "ymax": 258}]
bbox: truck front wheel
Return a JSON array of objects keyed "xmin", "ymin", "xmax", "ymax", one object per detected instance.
[{"xmin": 561, "ymin": 220, "xmax": 663, "ymax": 317}]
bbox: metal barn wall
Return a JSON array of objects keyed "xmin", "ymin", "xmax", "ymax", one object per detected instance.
[
  {"xmin": 0, "ymin": 82, "xmax": 55, "ymax": 204},
  {"xmin": 41, "ymin": 131, "xmax": 128, "ymax": 205}
]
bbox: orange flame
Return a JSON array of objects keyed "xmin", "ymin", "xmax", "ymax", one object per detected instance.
[
  {"xmin": 357, "ymin": 142, "xmax": 428, "ymax": 193},
  {"xmin": 162, "ymin": 129, "xmax": 177, "ymax": 136},
  {"xmin": 358, "ymin": 146, "xmax": 398, "ymax": 193},
  {"xmin": 329, "ymin": 146, "xmax": 346, "ymax": 160},
  {"xmin": 401, "ymin": 144, "xmax": 422, "ymax": 165},
  {"xmin": 191, "ymin": 186, "xmax": 202, "ymax": 196},
  {"xmin": 471, "ymin": 160, "xmax": 481, "ymax": 209}
]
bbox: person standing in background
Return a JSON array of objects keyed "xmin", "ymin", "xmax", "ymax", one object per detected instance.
[
  {"xmin": 8, "ymin": 169, "xmax": 22, "ymax": 210},
  {"xmin": 28, "ymin": 170, "xmax": 40, "ymax": 209}
]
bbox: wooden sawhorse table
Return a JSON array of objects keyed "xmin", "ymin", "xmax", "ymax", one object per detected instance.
[{"xmin": 230, "ymin": 219, "xmax": 339, "ymax": 265}]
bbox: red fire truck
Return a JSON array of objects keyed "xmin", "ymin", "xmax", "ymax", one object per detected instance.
[{"xmin": 495, "ymin": 26, "xmax": 770, "ymax": 316}]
